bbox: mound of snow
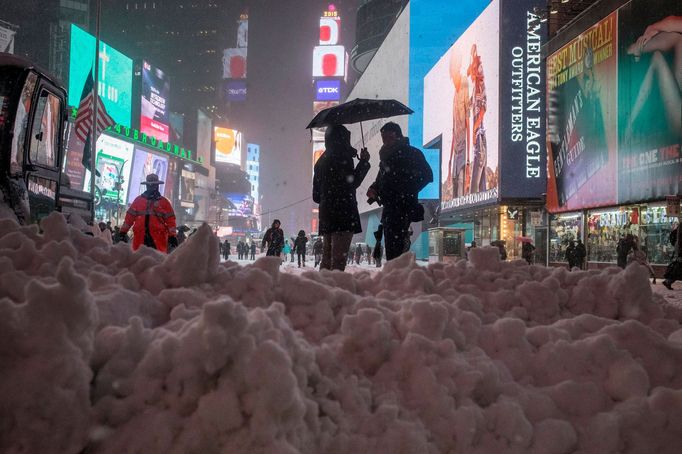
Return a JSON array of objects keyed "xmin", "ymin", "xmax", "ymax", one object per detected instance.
[{"xmin": 1, "ymin": 213, "xmax": 682, "ymax": 453}]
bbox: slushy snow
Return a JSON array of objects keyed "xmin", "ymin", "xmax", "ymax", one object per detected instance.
[{"xmin": 2, "ymin": 213, "xmax": 682, "ymax": 453}]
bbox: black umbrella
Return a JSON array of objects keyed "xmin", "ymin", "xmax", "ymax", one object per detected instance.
[{"xmin": 306, "ymin": 98, "xmax": 414, "ymax": 147}]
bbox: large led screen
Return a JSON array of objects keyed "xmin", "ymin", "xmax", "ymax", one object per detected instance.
[
  {"xmin": 423, "ymin": 1, "xmax": 500, "ymax": 211},
  {"xmin": 223, "ymin": 48, "xmax": 247, "ymax": 79},
  {"xmin": 313, "ymin": 45, "xmax": 346, "ymax": 77},
  {"xmin": 409, "ymin": 0, "xmax": 491, "ymax": 200},
  {"xmin": 68, "ymin": 25, "xmax": 133, "ymax": 127},
  {"xmin": 127, "ymin": 147, "xmax": 169, "ymax": 204},
  {"xmin": 225, "ymin": 193, "xmax": 254, "ymax": 217},
  {"xmin": 83, "ymin": 135, "xmax": 134, "ymax": 204},
  {"xmin": 141, "ymin": 61, "xmax": 170, "ymax": 142},
  {"xmin": 214, "ymin": 127, "xmax": 242, "ymax": 166}
]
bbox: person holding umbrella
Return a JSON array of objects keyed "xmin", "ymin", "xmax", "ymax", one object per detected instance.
[
  {"xmin": 313, "ymin": 125, "xmax": 370, "ymax": 271},
  {"xmin": 366, "ymin": 122, "xmax": 433, "ymax": 261}
]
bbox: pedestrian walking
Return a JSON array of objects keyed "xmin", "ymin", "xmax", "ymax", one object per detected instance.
[
  {"xmin": 250, "ymin": 241, "xmax": 257, "ymax": 260},
  {"xmin": 366, "ymin": 122, "xmax": 432, "ymax": 261},
  {"xmin": 347, "ymin": 246, "xmax": 355, "ymax": 265},
  {"xmin": 575, "ymin": 238, "xmax": 586, "ymax": 269},
  {"xmin": 283, "ymin": 240, "xmax": 292, "ymax": 262},
  {"xmin": 373, "ymin": 226, "xmax": 384, "ymax": 268},
  {"xmin": 616, "ymin": 234, "xmax": 635, "ymax": 269},
  {"xmin": 366, "ymin": 243, "xmax": 372, "ymax": 265},
  {"xmin": 261, "ymin": 219, "xmax": 284, "ymax": 257},
  {"xmin": 119, "ymin": 174, "xmax": 177, "ymax": 253},
  {"xmin": 223, "ymin": 240, "xmax": 231, "ymax": 261},
  {"xmin": 355, "ymin": 243, "xmax": 363, "ymax": 265},
  {"xmin": 522, "ymin": 241, "xmax": 536, "ymax": 265},
  {"xmin": 565, "ymin": 240, "xmax": 577, "ymax": 269},
  {"xmin": 294, "ymin": 230, "xmax": 309, "ymax": 267},
  {"xmin": 663, "ymin": 225, "xmax": 680, "ymax": 290},
  {"xmin": 313, "ymin": 237, "xmax": 323, "ymax": 267},
  {"xmin": 312, "ymin": 125, "xmax": 370, "ymax": 271}
]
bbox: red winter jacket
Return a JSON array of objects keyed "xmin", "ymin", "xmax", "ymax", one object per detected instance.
[{"xmin": 121, "ymin": 191, "xmax": 176, "ymax": 253}]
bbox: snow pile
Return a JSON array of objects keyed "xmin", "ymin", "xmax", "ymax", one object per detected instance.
[{"xmin": 2, "ymin": 213, "xmax": 682, "ymax": 453}]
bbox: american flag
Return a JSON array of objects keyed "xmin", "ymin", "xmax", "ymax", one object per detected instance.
[{"xmin": 74, "ymin": 69, "xmax": 115, "ymax": 170}]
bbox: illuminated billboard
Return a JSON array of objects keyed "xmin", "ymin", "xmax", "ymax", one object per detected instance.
[
  {"xmin": 547, "ymin": 0, "xmax": 681, "ymax": 212},
  {"xmin": 68, "ymin": 24, "xmax": 133, "ymax": 127},
  {"xmin": 214, "ymin": 127, "xmax": 242, "ymax": 166},
  {"xmin": 320, "ymin": 16, "xmax": 340, "ymax": 45},
  {"xmin": 313, "ymin": 45, "xmax": 345, "ymax": 77},
  {"xmin": 180, "ymin": 168, "xmax": 196, "ymax": 208},
  {"xmin": 127, "ymin": 147, "xmax": 169, "ymax": 204},
  {"xmin": 141, "ymin": 61, "xmax": 170, "ymax": 142},
  {"xmin": 423, "ymin": 0, "xmax": 546, "ymax": 212},
  {"xmin": 222, "ymin": 48, "xmax": 247, "ymax": 79},
  {"xmin": 225, "ymin": 80, "xmax": 247, "ymax": 102},
  {"xmin": 83, "ymin": 135, "xmax": 134, "ymax": 204},
  {"xmin": 423, "ymin": 1, "xmax": 500, "ymax": 211},
  {"xmin": 315, "ymin": 80, "xmax": 341, "ymax": 101},
  {"xmin": 408, "ymin": 0, "xmax": 494, "ymax": 200},
  {"xmin": 225, "ymin": 193, "xmax": 254, "ymax": 217}
]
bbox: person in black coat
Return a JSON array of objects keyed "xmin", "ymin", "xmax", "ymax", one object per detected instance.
[
  {"xmin": 261, "ymin": 219, "xmax": 284, "ymax": 257},
  {"xmin": 616, "ymin": 234, "xmax": 635, "ymax": 269},
  {"xmin": 250, "ymin": 241, "xmax": 257, "ymax": 260},
  {"xmin": 313, "ymin": 125, "xmax": 370, "ymax": 271},
  {"xmin": 294, "ymin": 230, "xmax": 309, "ymax": 267},
  {"xmin": 366, "ymin": 122, "xmax": 433, "ymax": 261},
  {"xmin": 575, "ymin": 238, "xmax": 586, "ymax": 269}
]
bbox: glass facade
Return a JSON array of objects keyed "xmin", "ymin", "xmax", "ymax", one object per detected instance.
[{"xmin": 549, "ymin": 213, "xmax": 582, "ymax": 264}]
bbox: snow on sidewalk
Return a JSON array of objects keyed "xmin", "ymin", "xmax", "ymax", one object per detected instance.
[{"xmin": 2, "ymin": 213, "xmax": 682, "ymax": 453}]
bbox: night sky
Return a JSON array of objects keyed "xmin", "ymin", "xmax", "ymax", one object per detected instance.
[{"xmin": 241, "ymin": 0, "xmax": 358, "ymax": 234}]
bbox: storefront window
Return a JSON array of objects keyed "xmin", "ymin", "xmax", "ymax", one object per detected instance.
[
  {"xmin": 586, "ymin": 208, "xmax": 638, "ymax": 263},
  {"xmin": 639, "ymin": 205, "xmax": 676, "ymax": 265},
  {"xmin": 499, "ymin": 206, "xmax": 523, "ymax": 260},
  {"xmin": 549, "ymin": 213, "xmax": 582, "ymax": 263}
]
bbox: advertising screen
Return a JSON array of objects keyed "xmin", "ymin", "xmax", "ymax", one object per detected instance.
[
  {"xmin": 180, "ymin": 168, "xmax": 196, "ymax": 208},
  {"xmin": 409, "ymin": 0, "xmax": 491, "ymax": 200},
  {"xmin": 224, "ymin": 193, "xmax": 254, "ymax": 217},
  {"xmin": 85, "ymin": 135, "xmax": 134, "ymax": 204},
  {"xmin": 197, "ymin": 110, "xmax": 212, "ymax": 165},
  {"xmin": 617, "ymin": 0, "xmax": 681, "ymax": 204},
  {"xmin": 315, "ymin": 80, "xmax": 341, "ymax": 101},
  {"xmin": 547, "ymin": 13, "xmax": 619, "ymax": 212},
  {"xmin": 225, "ymin": 80, "xmax": 247, "ymax": 102},
  {"xmin": 68, "ymin": 24, "xmax": 133, "ymax": 127},
  {"xmin": 64, "ymin": 123, "xmax": 86, "ymax": 189},
  {"xmin": 313, "ymin": 45, "xmax": 346, "ymax": 77},
  {"xmin": 141, "ymin": 61, "xmax": 170, "ymax": 142},
  {"xmin": 127, "ymin": 147, "xmax": 169, "ymax": 204},
  {"xmin": 169, "ymin": 112, "xmax": 184, "ymax": 145},
  {"xmin": 320, "ymin": 16, "xmax": 340, "ymax": 45},
  {"xmin": 423, "ymin": 1, "xmax": 500, "ymax": 211},
  {"xmin": 222, "ymin": 48, "xmax": 247, "ymax": 79},
  {"xmin": 237, "ymin": 19, "xmax": 248, "ymax": 48},
  {"xmin": 214, "ymin": 127, "xmax": 242, "ymax": 166}
]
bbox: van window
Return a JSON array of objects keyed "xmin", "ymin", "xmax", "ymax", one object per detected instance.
[
  {"xmin": 10, "ymin": 72, "xmax": 38, "ymax": 172},
  {"xmin": 29, "ymin": 89, "xmax": 61, "ymax": 168}
]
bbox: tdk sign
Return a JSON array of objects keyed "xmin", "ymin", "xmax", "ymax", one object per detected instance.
[{"xmin": 315, "ymin": 80, "xmax": 341, "ymax": 101}]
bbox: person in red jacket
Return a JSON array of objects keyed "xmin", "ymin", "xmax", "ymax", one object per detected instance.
[{"xmin": 120, "ymin": 173, "xmax": 177, "ymax": 253}]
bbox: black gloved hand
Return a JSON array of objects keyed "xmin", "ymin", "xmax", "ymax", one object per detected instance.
[{"xmin": 168, "ymin": 236, "xmax": 179, "ymax": 248}]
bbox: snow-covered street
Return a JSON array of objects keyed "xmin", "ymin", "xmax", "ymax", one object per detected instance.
[{"xmin": 2, "ymin": 214, "xmax": 682, "ymax": 453}]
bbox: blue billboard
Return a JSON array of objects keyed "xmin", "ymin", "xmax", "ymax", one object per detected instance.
[
  {"xmin": 409, "ymin": 0, "xmax": 490, "ymax": 200},
  {"xmin": 315, "ymin": 80, "xmax": 341, "ymax": 101}
]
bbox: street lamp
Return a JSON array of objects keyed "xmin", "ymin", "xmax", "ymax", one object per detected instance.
[{"xmin": 113, "ymin": 159, "xmax": 127, "ymax": 226}]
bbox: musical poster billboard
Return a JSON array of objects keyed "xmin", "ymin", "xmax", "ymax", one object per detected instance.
[{"xmin": 547, "ymin": 13, "xmax": 618, "ymax": 212}]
